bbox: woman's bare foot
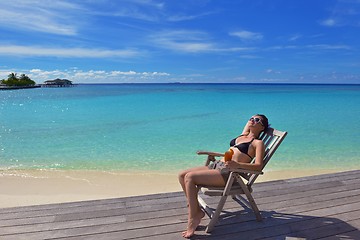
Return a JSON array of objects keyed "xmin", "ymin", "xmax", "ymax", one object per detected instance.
[{"xmin": 182, "ymin": 210, "xmax": 205, "ymax": 238}]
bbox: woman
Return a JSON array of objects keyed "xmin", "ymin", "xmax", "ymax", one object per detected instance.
[{"xmin": 178, "ymin": 114, "xmax": 269, "ymax": 238}]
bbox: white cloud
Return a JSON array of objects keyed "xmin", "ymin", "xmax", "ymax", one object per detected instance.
[
  {"xmin": 150, "ymin": 30, "xmax": 214, "ymax": 53},
  {"xmin": 320, "ymin": 0, "xmax": 360, "ymax": 27},
  {"xmin": 88, "ymin": 0, "xmax": 166, "ymax": 22},
  {"xmin": 0, "ymin": 45, "xmax": 140, "ymax": 58},
  {"xmin": 267, "ymin": 44, "xmax": 350, "ymax": 51},
  {"xmin": 229, "ymin": 30, "xmax": 263, "ymax": 41},
  {"xmin": 297, "ymin": 72, "xmax": 360, "ymax": 84},
  {"xmin": 267, "ymin": 45, "xmax": 298, "ymax": 50},
  {"xmin": 266, "ymin": 69, "xmax": 281, "ymax": 74},
  {"xmin": 239, "ymin": 55, "xmax": 260, "ymax": 59},
  {"xmin": 24, "ymin": 68, "xmax": 171, "ymax": 83},
  {"xmin": 150, "ymin": 30, "xmax": 254, "ymax": 53},
  {"xmin": 306, "ymin": 44, "xmax": 351, "ymax": 50},
  {"xmin": 289, "ymin": 34, "xmax": 302, "ymax": 41},
  {"xmin": 132, "ymin": 0, "xmax": 164, "ymax": 9},
  {"xmin": 167, "ymin": 11, "xmax": 215, "ymax": 22},
  {"xmin": 0, "ymin": 0, "xmax": 167, "ymax": 35},
  {"xmin": 320, "ymin": 18, "xmax": 338, "ymax": 27},
  {"xmin": 0, "ymin": 0, "xmax": 82, "ymax": 35}
]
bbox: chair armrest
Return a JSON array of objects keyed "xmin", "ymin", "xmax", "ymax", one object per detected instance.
[
  {"xmin": 197, "ymin": 151, "xmax": 225, "ymax": 157},
  {"xmin": 197, "ymin": 151, "xmax": 224, "ymax": 166}
]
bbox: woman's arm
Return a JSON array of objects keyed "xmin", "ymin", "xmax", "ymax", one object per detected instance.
[
  {"xmin": 252, "ymin": 140, "xmax": 265, "ymax": 170},
  {"xmin": 241, "ymin": 121, "xmax": 251, "ymax": 135}
]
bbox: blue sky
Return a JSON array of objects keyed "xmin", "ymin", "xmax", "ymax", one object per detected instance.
[{"xmin": 0, "ymin": 0, "xmax": 359, "ymax": 84}]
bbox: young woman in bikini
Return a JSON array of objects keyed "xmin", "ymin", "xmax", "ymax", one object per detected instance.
[{"xmin": 178, "ymin": 114, "xmax": 269, "ymax": 238}]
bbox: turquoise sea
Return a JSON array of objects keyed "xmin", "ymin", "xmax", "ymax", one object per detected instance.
[{"xmin": 1, "ymin": 84, "xmax": 359, "ymax": 173}]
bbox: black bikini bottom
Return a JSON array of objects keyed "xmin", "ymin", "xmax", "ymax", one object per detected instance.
[{"xmin": 207, "ymin": 160, "xmax": 231, "ymax": 183}]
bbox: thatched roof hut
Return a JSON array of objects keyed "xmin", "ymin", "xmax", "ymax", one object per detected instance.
[
  {"xmin": 44, "ymin": 78, "xmax": 73, "ymax": 85},
  {"xmin": 42, "ymin": 79, "xmax": 75, "ymax": 87}
]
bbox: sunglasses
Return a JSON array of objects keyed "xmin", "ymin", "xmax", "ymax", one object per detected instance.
[{"xmin": 249, "ymin": 117, "xmax": 264, "ymax": 126}]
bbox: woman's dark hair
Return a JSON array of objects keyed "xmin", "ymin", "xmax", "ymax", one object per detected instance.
[{"xmin": 256, "ymin": 114, "xmax": 269, "ymax": 131}]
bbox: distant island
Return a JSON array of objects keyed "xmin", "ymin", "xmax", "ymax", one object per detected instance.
[
  {"xmin": 0, "ymin": 73, "xmax": 76, "ymax": 90},
  {"xmin": 0, "ymin": 73, "xmax": 39, "ymax": 90}
]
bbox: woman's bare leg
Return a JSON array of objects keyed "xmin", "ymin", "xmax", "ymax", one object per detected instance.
[
  {"xmin": 178, "ymin": 166, "xmax": 208, "ymax": 200},
  {"xmin": 182, "ymin": 169, "xmax": 226, "ymax": 238}
]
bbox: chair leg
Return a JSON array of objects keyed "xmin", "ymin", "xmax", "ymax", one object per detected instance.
[
  {"xmin": 198, "ymin": 196, "xmax": 213, "ymax": 218},
  {"xmin": 234, "ymin": 175, "xmax": 262, "ymax": 221},
  {"xmin": 206, "ymin": 174, "xmax": 236, "ymax": 232},
  {"xmin": 199, "ymin": 174, "xmax": 237, "ymax": 233},
  {"xmin": 205, "ymin": 195, "xmax": 228, "ymax": 233}
]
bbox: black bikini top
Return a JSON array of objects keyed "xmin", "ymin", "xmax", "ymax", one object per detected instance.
[{"xmin": 229, "ymin": 135, "xmax": 254, "ymax": 159}]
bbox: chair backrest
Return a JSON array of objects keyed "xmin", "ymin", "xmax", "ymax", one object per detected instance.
[{"xmin": 245, "ymin": 127, "xmax": 287, "ymax": 186}]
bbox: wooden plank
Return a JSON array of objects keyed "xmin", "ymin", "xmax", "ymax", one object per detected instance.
[
  {"xmin": 1, "ymin": 186, "xmax": 357, "ymax": 235},
  {"xmin": 189, "ymin": 204, "xmax": 360, "ymax": 239},
  {"xmin": 1, "ymin": 171, "xmax": 357, "ymax": 222},
  {"xmin": 0, "ymin": 192, "xmax": 183, "ymax": 214},
  {"xmin": 0, "ymin": 170, "xmax": 358, "ymax": 240}
]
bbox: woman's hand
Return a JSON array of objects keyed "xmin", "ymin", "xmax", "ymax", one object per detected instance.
[{"xmin": 224, "ymin": 160, "xmax": 239, "ymax": 169}]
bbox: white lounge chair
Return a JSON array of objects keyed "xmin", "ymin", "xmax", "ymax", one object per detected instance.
[{"xmin": 197, "ymin": 127, "xmax": 288, "ymax": 233}]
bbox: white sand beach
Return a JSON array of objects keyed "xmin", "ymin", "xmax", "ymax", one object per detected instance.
[{"xmin": 0, "ymin": 168, "xmax": 350, "ymax": 208}]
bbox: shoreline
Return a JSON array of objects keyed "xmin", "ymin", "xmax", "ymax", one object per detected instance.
[
  {"xmin": 0, "ymin": 168, "xmax": 356, "ymax": 209},
  {"xmin": 0, "ymin": 85, "xmax": 41, "ymax": 90}
]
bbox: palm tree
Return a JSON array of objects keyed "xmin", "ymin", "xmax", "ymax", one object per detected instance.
[
  {"xmin": 19, "ymin": 74, "xmax": 30, "ymax": 81},
  {"xmin": 8, "ymin": 73, "xmax": 18, "ymax": 81}
]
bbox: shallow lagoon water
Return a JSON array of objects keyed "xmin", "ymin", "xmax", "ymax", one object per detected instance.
[{"xmin": 1, "ymin": 83, "xmax": 359, "ymax": 173}]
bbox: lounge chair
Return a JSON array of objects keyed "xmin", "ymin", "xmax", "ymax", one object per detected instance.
[{"xmin": 197, "ymin": 127, "xmax": 287, "ymax": 233}]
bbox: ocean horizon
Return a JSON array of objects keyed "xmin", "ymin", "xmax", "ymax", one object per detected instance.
[{"xmin": 1, "ymin": 83, "xmax": 359, "ymax": 174}]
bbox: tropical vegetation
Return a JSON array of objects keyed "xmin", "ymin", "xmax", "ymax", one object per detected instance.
[{"xmin": 1, "ymin": 73, "xmax": 36, "ymax": 86}]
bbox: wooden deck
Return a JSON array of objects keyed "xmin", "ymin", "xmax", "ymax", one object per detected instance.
[{"xmin": 0, "ymin": 170, "xmax": 359, "ymax": 240}]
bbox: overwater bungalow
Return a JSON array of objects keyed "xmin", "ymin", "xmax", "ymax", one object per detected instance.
[{"xmin": 42, "ymin": 79, "xmax": 76, "ymax": 87}]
